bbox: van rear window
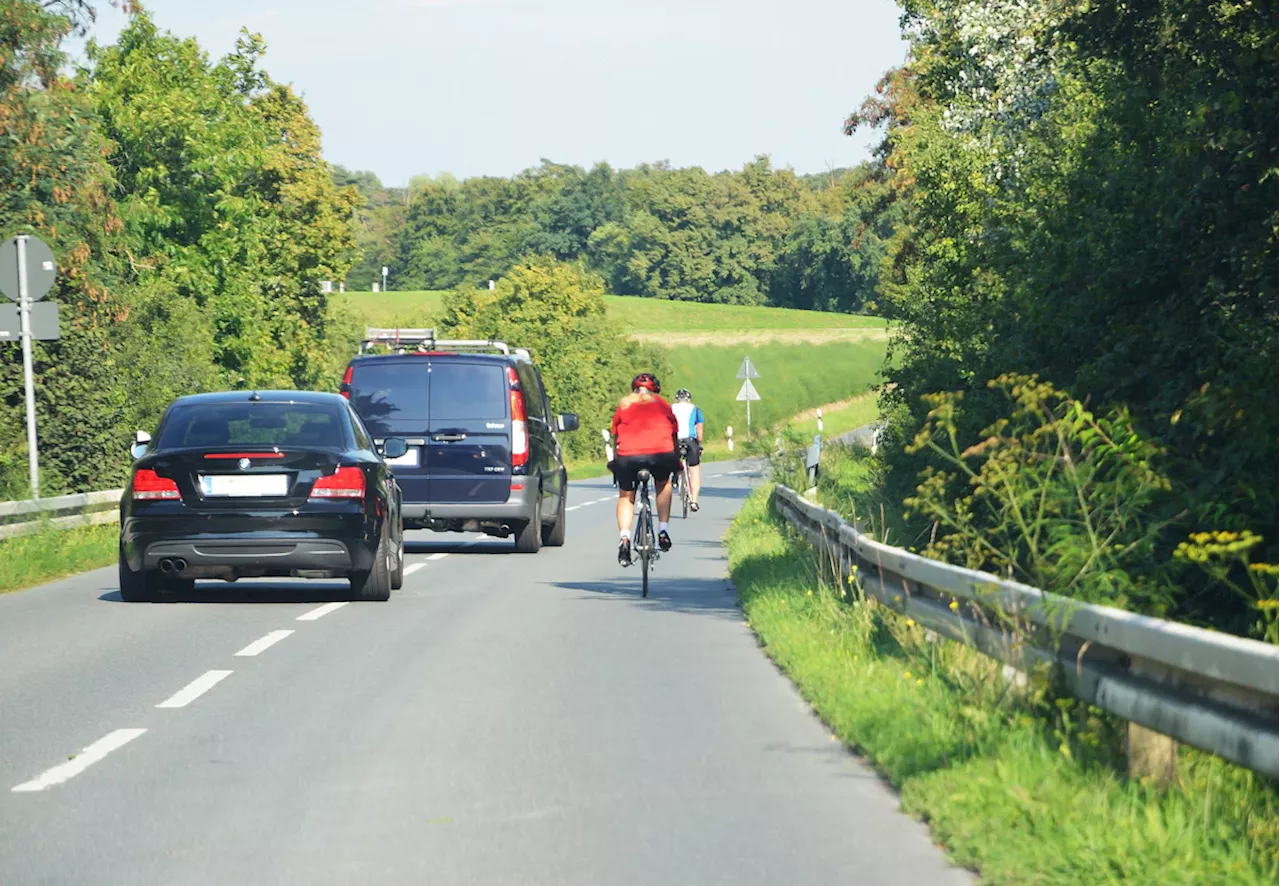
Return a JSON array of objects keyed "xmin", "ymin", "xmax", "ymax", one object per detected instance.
[
  {"xmin": 431, "ymin": 363, "xmax": 507, "ymax": 420},
  {"xmin": 349, "ymin": 362, "xmax": 429, "ymax": 421}
]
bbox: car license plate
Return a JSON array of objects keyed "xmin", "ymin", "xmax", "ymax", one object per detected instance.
[
  {"xmin": 386, "ymin": 446, "xmax": 419, "ymax": 468},
  {"xmin": 200, "ymin": 474, "xmax": 289, "ymax": 497}
]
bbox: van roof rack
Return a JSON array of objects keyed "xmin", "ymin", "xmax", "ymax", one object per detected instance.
[{"xmin": 360, "ymin": 327, "xmax": 529, "ymax": 358}]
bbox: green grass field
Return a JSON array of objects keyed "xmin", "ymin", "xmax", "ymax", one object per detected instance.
[
  {"xmin": 790, "ymin": 395, "xmax": 880, "ymax": 441},
  {"xmin": 337, "ymin": 290, "xmax": 888, "ymax": 474},
  {"xmin": 665, "ymin": 341, "xmax": 884, "ymax": 444},
  {"xmin": 333, "ymin": 290, "xmax": 888, "ymax": 336}
]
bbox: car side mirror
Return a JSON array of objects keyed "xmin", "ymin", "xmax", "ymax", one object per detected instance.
[
  {"xmin": 129, "ymin": 430, "xmax": 151, "ymax": 460},
  {"xmin": 557, "ymin": 413, "xmax": 580, "ymax": 432},
  {"xmin": 381, "ymin": 437, "xmax": 409, "ymax": 460}
]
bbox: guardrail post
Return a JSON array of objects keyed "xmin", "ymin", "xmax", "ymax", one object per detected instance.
[
  {"xmin": 1126, "ymin": 655, "xmax": 1179, "ymax": 785},
  {"xmin": 1127, "ymin": 723, "xmax": 1178, "ymax": 786}
]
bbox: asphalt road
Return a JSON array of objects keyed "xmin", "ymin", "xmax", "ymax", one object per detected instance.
[{"xmin": 0, "ymin": 463, "xmax": 971, "ymax": 885}]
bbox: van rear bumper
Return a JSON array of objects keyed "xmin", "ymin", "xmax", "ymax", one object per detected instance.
[{"xmin": 401, "ymin": 483, "xmax": 540, "ymax": 530}]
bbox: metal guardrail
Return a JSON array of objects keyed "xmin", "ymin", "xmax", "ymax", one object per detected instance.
[
  {"xmin": 773, "ymin": 484, "xmax": 1280, "ymax": 778},
  {"xmin": 0, "ymin": 489, "xmax": 123, "ymax": 540}
]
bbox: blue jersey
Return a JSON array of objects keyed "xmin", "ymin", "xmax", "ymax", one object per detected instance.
[{"xmin": 671, "ymin": 402, "xmax": 704, "ymax": 439}]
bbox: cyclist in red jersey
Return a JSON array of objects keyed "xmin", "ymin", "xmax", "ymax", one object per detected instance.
[{"xmin": 611, "ymin": 372, "xmax": 679, "ymax": 565}]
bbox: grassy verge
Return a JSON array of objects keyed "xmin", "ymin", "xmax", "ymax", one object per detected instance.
[
  {"xmin": 0, "ymin": 522, "xmax": 117, "ymax": 594},
  {"xmin": 726, "ymin": 480, "xmax": 1278, "ymax": 885}
]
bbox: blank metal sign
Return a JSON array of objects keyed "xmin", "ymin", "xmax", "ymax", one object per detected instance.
[{"xmin": 0, "ymin": 302, "xmax": 60, "ymax": 341}]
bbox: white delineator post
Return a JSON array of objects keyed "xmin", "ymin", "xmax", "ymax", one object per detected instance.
[{"xmin": 16, "ymin": 235, "xmax": 39, "ymax": 498}]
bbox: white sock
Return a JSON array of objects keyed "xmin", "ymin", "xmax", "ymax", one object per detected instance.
[
  {"xmin": 659, "ymin": 522, "xmax": 669, "ymax": 534},
  {"xmin": 620, "ymin": 529, "xmax": 629, "ymax": 540}
]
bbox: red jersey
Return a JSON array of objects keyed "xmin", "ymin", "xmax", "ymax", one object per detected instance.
[{"xmin": 612, "ymin": 394, "xmax": 678, "ymax": 456}]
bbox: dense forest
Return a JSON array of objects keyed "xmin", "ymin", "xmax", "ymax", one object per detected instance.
[
  {"xmin": 849, "ymin": 0, "xmax": 1277, "ymax": 636},
  {"xmin": 333, "ymin": 158, "xmax": 900, "ymax": 314}
]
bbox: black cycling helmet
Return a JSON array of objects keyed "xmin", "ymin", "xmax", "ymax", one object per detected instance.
[
  {"xmin": 675, "ymin": 388, "xmax": 692, "ymax": 402},
  {"xmin": 631, "ymin": 372, "xmax": 661, "ymax": 394}
]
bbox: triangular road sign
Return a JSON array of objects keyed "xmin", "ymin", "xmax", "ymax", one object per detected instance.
[
  {"xmin": 735, "ymin": 357, "xmax": 760, "ymax": 379},
  {"xmin": 736, "ymin": 379, "xmax": 761, "ymax": 402}
]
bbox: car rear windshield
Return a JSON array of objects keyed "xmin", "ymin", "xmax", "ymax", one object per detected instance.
[
  {"xmin": 431, "ymin": 362, "xmax": 507, "ymax": 420},
  {"xmin": 349, "ymin": 361, "xmax": 429, "ymax": 421},
  {"xmin": 157, "ymin": 403, "xmax": 347, "ymax": 450}
]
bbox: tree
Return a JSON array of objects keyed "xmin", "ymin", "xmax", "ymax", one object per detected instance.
[{"xmin": 437, "ymin": 258, "xmax": 670, "ymax": 461}]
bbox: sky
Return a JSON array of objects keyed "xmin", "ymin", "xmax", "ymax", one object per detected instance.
[{"xmin": 76, "ymin": 0, "xmax": 908, "ymax": 187}]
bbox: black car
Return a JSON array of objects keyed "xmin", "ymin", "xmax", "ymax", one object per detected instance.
[
  {"xmin": 119, "ymin": 391, "xmax": 406, "ymax": 602},
  {"xmin": 340, "ymin": 328, "xmax": 579, "ymax": 553}
]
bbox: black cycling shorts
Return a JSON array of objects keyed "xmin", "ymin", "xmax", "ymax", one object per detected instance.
[
  {"xmin": 612, "ymin": 452, "xmax": 680, "ymax": 493},
  {"xmin": 679, "ymin": 437, "xmax": 702, "ymax": 467}
]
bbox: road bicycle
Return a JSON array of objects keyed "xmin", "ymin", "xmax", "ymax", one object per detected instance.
[
  {"xmin": 630, "ymin": 468, "xmax": 659, "ymax": 598},
  {"xmin": 676, "ymin": 444, "xmax": 693, "ymax": 519}
]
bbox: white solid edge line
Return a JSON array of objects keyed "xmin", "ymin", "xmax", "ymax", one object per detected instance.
[
  {"xmin": 565, "ymin": 506, "xmax": 581, "ymax": 512},
  {"xmin": 426, "ymin": 553, "xmax": 448, "ymax": 561},
  {"xmin": 234, "ymin": 629, "xmax": 295, "ymax": 657},
  {"xmin": 155, "ymin": 670, "xmax": 233, "ymax": 709},
  {"xmin": 403, "ymin": 562, "xmax": 427, "ymax": 575},
  {"xmin": 297, "ymin": 601, "xmax": 349, "ymax": 621},
  {"xmin": 12, "ymin": 728, "xmax": 148, "ymax": 793}
]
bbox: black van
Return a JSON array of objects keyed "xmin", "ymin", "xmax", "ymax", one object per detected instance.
[{"xmin": 340, "ymin": 329, "xmax": 579, "ymax": 553}]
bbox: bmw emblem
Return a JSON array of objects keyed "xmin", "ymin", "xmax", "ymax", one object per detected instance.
[{"xmin": 237, "ymin": 457, "xmax": 252, "ymax": 470}]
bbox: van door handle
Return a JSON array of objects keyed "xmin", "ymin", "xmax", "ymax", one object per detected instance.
[{"xmin": 431, "ymin": 433, "xmax": 467, "ymax": 442}]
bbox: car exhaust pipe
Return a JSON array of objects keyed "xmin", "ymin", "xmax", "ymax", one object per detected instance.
[
  {"xmin": 171, "ymin": 558, "xmax": 187, "ymax": 573},
  {"xmin": 159, "ymin": 558, "xmax": 174, "ymax": 574}
]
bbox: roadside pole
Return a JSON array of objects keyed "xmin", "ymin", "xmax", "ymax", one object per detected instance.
[
  {"xmin": 17, "ymin": 236, "xmax": 38, "ymax": 497},
  {"xmin": 1, "ymin": 233, "xmax": 60, "ymax": 500}
]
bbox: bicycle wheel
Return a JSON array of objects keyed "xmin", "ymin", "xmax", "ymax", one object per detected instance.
[
  {"xmin": 681, "ymin": 465, "xmax": 691, "ymax": 519},
  {"xmin": 637, "ymin": 506, "xmax": 651, "ymax": 598}
]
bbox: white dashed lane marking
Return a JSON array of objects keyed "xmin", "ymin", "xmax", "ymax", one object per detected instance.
[
  {"xmin": 155, "ymin": 670, "xmax": 233, "ymax": 709},
  {"xmin": 297, "ymin": 602, "xmax": 348, "ymax": 621},
  {"xmin": 234, "ymin": 630, "xmax": 294, "ymax": 657},
  {"xmin": 11, "ymin": 728, "xmax": 148, "ymax": 793}
]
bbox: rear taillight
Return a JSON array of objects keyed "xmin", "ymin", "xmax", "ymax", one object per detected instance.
[
  {"xmin": 310, "ymin": 466, "xmax": 366, "ymax": 499},
  {"xmin": 132, "ymin": 469, "xmax": 180, "ymax": 501},
  {"xmin": 507, "ymin": 366, "xmax": 528, "ymax": 469},
  {"xmin": 340, "ymin": 365, "xmax": 353, "ymax": 399}
]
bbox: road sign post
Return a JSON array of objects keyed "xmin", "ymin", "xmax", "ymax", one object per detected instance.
[
  {"xmin": 1, "ymin": 234, "xmax": 59, "ymax": 499},
  {"xmin": 734, "ymin": 357, "xmax": 762, "ymax": 433},
  {"xmin": 382, "ymin": 266, "xmax": 389, "ymax": 292}
]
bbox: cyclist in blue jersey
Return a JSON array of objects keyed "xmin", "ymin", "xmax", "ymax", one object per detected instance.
[{"xmin": 670, "ymin": 389, "xmax": 704, "ymax": 511}]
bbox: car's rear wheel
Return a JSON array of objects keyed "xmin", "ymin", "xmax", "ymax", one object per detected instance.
[
  {"xmin": 515, "ymin": 492, "xmax": 542, "ymax": 554},
  {"xmin": 118, "ymin": 550, "xmax": 160, "ymax": 603},
  {"xmin": 542, "ymin": 485, "xmax": 566, "ymax": 547},
  {"xmin": 390, "ymin": 533, "xmax": 405, "ymax": 590},
  {"xmin": 351, "ymin": 536, "xmax": 392, "ymax": 601}
]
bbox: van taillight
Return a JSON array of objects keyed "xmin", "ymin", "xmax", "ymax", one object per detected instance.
[
  {"xmin": 507, "ymin": 366, "xmax": 529, "ymax": 469},
  {"xmin": 132, "ymin": 469, "xmax": 180, "ymax": 501},
  {"xmin": 339, "ymin": 365, "xmax": 353, "ymax": 399},
  {"xmin": 310, "ymin": 466, "xmax": 366, "ymax": 499}
]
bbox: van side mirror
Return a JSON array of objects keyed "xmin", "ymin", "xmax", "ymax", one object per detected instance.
[
  {"xmin": 557, "ymin": 413, "xmax": 580, "ymax": 433},
  {"xmin": 129, "ymin": 430, "xmax": 151, "ymax": 460},
  {"xmin": 380, "ymin": 437, "xmax": 409, "ymax": 460}
]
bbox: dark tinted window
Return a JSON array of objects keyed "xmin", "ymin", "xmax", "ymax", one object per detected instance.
[
  {"xmin": 515, "ymin": 363, "xmax": 546, "ymax": 420},
  {"xmin": 430, "ymin": 362, "xmax": 507, "ymax": 420},
  {"xmin": 157, "ymin": 403, "xmax": 346, "ymax": 449},
  {"xmin": 349, "ymin": 361, "xmax": 429, "ymax": 422},
  {"xmin": 347, "ymin": 405, "xmax": 374, "ymax": 450}
]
